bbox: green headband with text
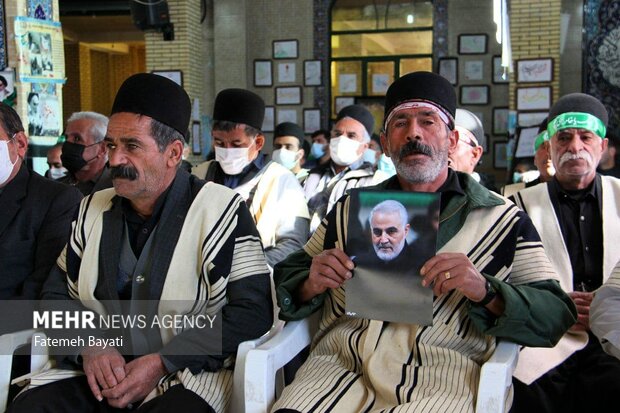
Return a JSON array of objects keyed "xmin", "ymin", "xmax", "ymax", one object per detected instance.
[
  {"xmin": 534, "ymin": 130, "xmax": 549, "ymax": 152},
  {"xmin": 547, "ymin": 112, "xmax": 606, "ymax": 139}
]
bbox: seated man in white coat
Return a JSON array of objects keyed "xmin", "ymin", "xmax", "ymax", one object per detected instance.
[
  {"xmin": 510, "ymin": 93, "xmax": 620, "ymax": 413},
  {"xmin": 590, "ymin": 260, "xmax": 620, "ymax": 361},
  {"xmin": 193, "ymin": 89, "xmax": 309, "ymax": 267}
]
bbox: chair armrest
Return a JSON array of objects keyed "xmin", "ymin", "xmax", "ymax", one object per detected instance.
[
  {"xmin": 475, "ymin": 340, "xmax": 520, "ymax": 413},
  {"xmin": 242, "ymin": 317, "xmax": 315, "ymax": 413},
  {"xmin": 230, "ymin": 321, "xmax": 285, "ymax": 413},
  {"xmin": 0, "ymin": 329, "xmax": 38, "ymax": 411}
]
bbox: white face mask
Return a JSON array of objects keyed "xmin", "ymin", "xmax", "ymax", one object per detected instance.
[
  {"xmin": 0, "ymin": 138, "xmax": 17, "ymax": 186},
  {"xmin": 272, "ymin": 148, "xmax": 298, "ymax": 170},
  {"xmin": 50, "ymin": 166, "xmax": 68, "ymax": 180},
  {"xmin": 330, "ymin": 136, "xmax": 361, "ymax": 166},
  {"xmin": 215, "ymin": 146, "xmax": 252, "ymax": 175}
]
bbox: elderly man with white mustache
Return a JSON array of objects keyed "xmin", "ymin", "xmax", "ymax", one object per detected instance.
[{"xmin": 510, "ymin": 93, "xmax": 620, "ymax": 413}]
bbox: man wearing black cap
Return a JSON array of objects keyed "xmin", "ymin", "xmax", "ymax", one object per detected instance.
[
  {"xmin": 272, "ymin": 121, "xmax": 309, "ymax": 184},
  {"xmin": 271, "ymin": 72, "xmax": 575, "ymax": 412},
  {"xmin": 449, "ymin": 108, "xmax": 499, "ymax": 192},
  {"xmin": 192, "ymin": 88, "xmax": 309, "ymax": 268},
  {"xmin": 8, "ymin": 74, "xmax": 273, "ymax": 412},
  {"xmin": 304, "ymin": 104, "xmax": 378, "ymax": 233},
  {"xmin": 511, "ymin": 93, "xmax": 620, "ymax": 413}
]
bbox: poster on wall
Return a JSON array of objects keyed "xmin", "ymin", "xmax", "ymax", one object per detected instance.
[
  {"xmin": 14, "ymin": 17, "xmax": 65, "ymax": 83},
  {"xmin": 27, "ymin": 0, "xmax": 54, "ymax": 20},
  {"xmin": 27, "ymin": 82, "xmax": 62, "ymax": 143},
  {"xmin": 0, "ymin": 69, "xmax": 17, "ymax": 107}
]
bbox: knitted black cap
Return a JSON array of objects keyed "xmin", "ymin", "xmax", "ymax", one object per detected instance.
[
  {"xmin": 384, "ymin": 71, "xmax": 456, "ymax": 128},
  {"xmin": 111, "ymin": 73, "xmax": 191, "ymax": 138},
  {"xmin": 336, "ymin": 104, "xmax": 375, "ymax": 136},
  {"xmin": 548, "ymin": 93, "xmax": 608, "ymax": 127},
  {"xmin": 274, "ymin": 122, "xmax": 305, "ymax": 145},
  {"xmin": 213, "ymin": 88, "xmax": 265, "ymax": 131}
]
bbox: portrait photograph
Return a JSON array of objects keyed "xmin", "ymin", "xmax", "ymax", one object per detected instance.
[{"xmin": 345, "ymin": 189, "xmax": 440, "ymax": 325}]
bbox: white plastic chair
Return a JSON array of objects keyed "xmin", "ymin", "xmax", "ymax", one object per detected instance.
[
  {"xmin": 0, "ymin": 322, "xmax": 284, "ymax": 413},
  {"xmin": 242, "ymin": 316, "xmax": 519, "ymax": 413},
  {"xmin": 0, "ymin": 329, "xmax": 49, "ymax": 412}
]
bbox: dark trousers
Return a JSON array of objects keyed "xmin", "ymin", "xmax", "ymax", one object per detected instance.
[
  {"xmin": 7, "ymin": 375, "xmax": 214, "ymax": 413},
  {"xmin": 511, "ymin": 333, "xmax": 620, "ymax": 413}
]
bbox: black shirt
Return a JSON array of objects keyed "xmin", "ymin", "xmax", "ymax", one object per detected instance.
[
  {"xmin": 121, "ymin": 185, "xmax": 172, "ymax": 258},
  {"xmin": 547, "ymin": 175, "xmax": 603, "ymax": 291}
]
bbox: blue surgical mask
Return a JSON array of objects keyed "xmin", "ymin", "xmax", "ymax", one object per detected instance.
[
  {"xmin": 310, "ymin": 142, "xmax": 325, "ymax": 159},
  {"xmin": 377, "ymin": 153, "xmax": 396, "ymax": 177},
  {"xmin": 362, "ymin": 148, "xmax": 378, "ymax": 165},
  {"xmin": 272, "ymin": 148, "xmax": 298, "ymax": 170},
  {"xmin": 512, "ymin": 172, "xmax": 523, "ymax": 183}
]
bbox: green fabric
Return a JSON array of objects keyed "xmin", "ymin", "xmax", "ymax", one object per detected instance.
[
  {"xmin": 548, "ymin": 112, "xmax": 607, "ymax": 138},
  {"xmin": 469, "ymin": 277, "xmax": 576, "ymax": 347}
]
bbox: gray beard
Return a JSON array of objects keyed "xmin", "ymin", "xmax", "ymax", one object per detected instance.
[{"xmin": 395, "ymin": 147, "xmax": 449, "ymax": 183}]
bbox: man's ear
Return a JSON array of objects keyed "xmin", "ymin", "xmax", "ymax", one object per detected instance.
[
  {"xmin": 447, "ymin": 129, "xmax": 459, "ymax": 154},
  {"xmin": 255, "ymin": 134, "xmax": 265, "ymax": 151},
  {"xmin": 166, "ymin": 140, "xmax": 184, "ymax": 167},
  {"xmin": 14, "ymin": 131, "xmax": 29, "ymax": 158},
  {"xmin": 473, "ymin": 146, "xmax": 484, "ymax": 164}
]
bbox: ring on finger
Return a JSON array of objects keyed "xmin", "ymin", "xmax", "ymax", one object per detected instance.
[{"xmin": 444, "ymin": 271, "xmax": 451, "ymax": 280}]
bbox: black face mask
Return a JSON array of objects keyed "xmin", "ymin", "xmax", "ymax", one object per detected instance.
[{"xmin": 61, "ymin": 141, "xmax": 98, "ymax": 174}]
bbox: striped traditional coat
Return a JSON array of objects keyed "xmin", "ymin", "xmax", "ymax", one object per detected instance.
[
  {"xmin": 273, "ymin": 172, "xmax": 576, "ymax": 413},
  {"xmin": 36, "ymin": 170, "xmax": 273, "ymax": 413}
]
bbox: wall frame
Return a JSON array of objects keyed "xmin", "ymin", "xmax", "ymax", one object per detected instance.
[
  {"xmin": 262, "ymin": 106, "xmax": 275, "ymax": 132},
  {"xmin": 277, "ymin": 62, "xmax": 296, "ymax": 83},
  {"xmin": 464, "ymin": 60, "xmax": 484, "ymax": 81},
  {"xmin": 277, "ymin": 108, "xmax": 297, "ymax": 124},
  {"xmin": 516, "ymin": 86, "xmax": 552, "ymax": 111},
  {"xmin": 493, "ymin": 107, "xmax": 510, "ymax": 135},
  {"xmin": 494, "ymin": 141, "xmax": 508, "ymax": 169},
  {"xmin": 304, "ymin": 108, "xmax": 321, "ymax": 133},
  {"xmin": 275, "ymin": 86, "xmax": 302, "ymax": 105},
  {"xmin": 253, "ymin": 59, "xmax": 272, "ymax": 87},
  {"xmin": 273, "ymin": 39, "xmax": 298, "ymax": 59},
  {"xmin": 516, "ymin": 58, "xmax": 553, "ymax": 83},
  {"xmin": 438, "ymin": 57, "xmax": 458, "ymax": 86},
  {"xmin": 517, "ymin": 111, "xmax": 548, "ymax": 128},
  {"xmin": 334, "ymin": 96, "xmax": 355, "ymax": 114},
  {"xmin": 460, "ymin": 85, "xmax": 489, "ymax": 105},
  {"xmin": 458, "ymin": 34, "xmax": 488, "ymax": 55},
  {"xmin": 151, "ymin": 70, "xmax": 183, "ymax": 86},
  {"xmin": 304, "ymin": 60, "xmax": 321, "ymax": 86},
  {"xmin": 492, "ymin": 55, "xmax": 509, "ymax": 84}
]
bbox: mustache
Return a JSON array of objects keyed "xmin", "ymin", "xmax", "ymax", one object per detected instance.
[
  {"xmin": 398, "ymin": 140, "xmax": 433, "ymax": 160},
  {"xmin": 558, "ymin": 150, "xmax": 592, "ymax": 167},
  {"xmin": 110, "ymin": 165, "xmax": 138, "ymax": 180}
]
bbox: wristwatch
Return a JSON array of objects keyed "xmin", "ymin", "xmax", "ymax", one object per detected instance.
[{"xmin": 473, "ymin": 279, "xmax": 497, "ymax": 306}]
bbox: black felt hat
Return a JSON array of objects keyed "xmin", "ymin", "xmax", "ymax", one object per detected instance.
[
  {"xmin": 548, "ymin": 93, "xmax": 608, "ymax": 127},
  {"xmin": 384, "ymin": 71, "xmax": 456, "ymax": 128},
  {"xmin": 336, "ymin": 104, "xmax": 375, "ymax": 136},
  {"xmin": 274, "ymin": 122, "xmax": 304, "ymax": 145},
  {"xmin": 111, "ymin": 73, "xmax": 191, "ymax": 138},
  {"xmin": 213, "ymin": 88, "xmax": 265, "ymax": 131}
]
